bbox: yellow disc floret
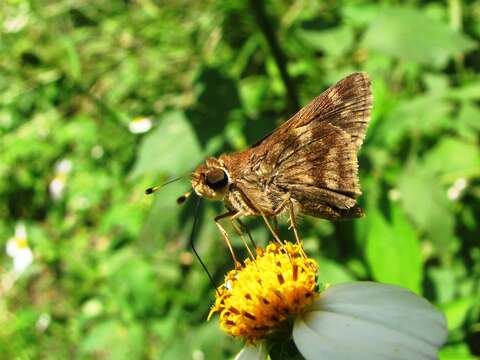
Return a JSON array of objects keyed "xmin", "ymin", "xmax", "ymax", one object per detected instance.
[{"xmin": 208, "ymin": 242, "xmax": 318, "ymax": 342}]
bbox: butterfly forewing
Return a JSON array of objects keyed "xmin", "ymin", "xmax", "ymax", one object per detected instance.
[{"xmin": 220, "ymin": 72, "xmax": 372, "ymax": 220}]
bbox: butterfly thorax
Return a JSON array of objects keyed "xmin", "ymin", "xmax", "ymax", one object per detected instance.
[
  {"xmin": 220, "ymin": 151, "xmax": 292, "ymax": 217},
  {"xmin": 224, "ymin": 185, "xmax": 259, "ymax": 217},
  {"xmin": 192, "ymin": 153, "xmax": 290, "ymax": 217}
]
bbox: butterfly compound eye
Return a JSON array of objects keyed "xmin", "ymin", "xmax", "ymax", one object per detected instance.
[{"xmin": 205, "ymin": 169, "xmax": 228, "ymax": 190}]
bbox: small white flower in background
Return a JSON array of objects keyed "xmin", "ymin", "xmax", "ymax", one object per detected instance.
[
  {"xmin": 447, "ymin": 178, "xmax": 468, "ymax": 201},
  {"xmin": 49, "ymin": 159, "xmax": 73, "ymax": 201},
  {"xmin": 49, "ymin": 176, "xmax": 66, "ymax": 200},
  {"xmin": 36, "ymin": 313, "xmax": 51, "ymax": 332},
  {"xmin": 192, "ymin": 349, "xmax": 205, "ymax": 360},
  {"xmin": 90, "ymin": 145, "xmax": 104, "ymax": 159},
  {"xmin": 128, "ymin": 116, "xmax": 153, "ymax": 134},
  {"xmin": 3, "ymin": 11, "xmax": 29, "ymax": 33},
  {"xmin": 388, "ymin": 188, "xmax": 401, "ymax": 201},
  {"xmin": 72, "ymin": 196, "xmax": 91, "ymax": 210},
  {"xmin": 55, "ymin": 159, "xmax": 73, "ymax": 174},
  {"xmin": 82, "ymin": 298, "xmax": 103, "ymax": 318},
  {"xmin": 6, "ymin": 223, "xmax": 33, "ymax": 275}
]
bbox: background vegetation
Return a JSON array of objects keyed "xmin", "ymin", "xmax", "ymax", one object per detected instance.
[{"xmin": 1, "ymin": 0, "xmax": 479, "ymax": 359}]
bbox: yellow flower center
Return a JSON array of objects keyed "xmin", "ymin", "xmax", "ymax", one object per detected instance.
[
  {"xmin": 208, "ymin": 242, "xmax": 318, "ymax": 343},
  {"xmin": 16, "ymin": 237, "xmax": 28, "ymax": 249}
]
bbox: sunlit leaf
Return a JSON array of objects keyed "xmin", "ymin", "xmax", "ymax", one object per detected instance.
[
  {"xmin": 440, "ymin": 344, "xmax": 478, "ymax": 360},
  {"xmin": 441, "ymin": 297, "xmax": 476, "ymax": 331},
  {"xmin": 378, "ymin": 95, "xmax": 452, "ymax": 148},
  {"xmin": 365, "ymin": 203, "xmax": 422, "ymax": 293},
  {"xmin": 428, "ymin": 267, "xmax": 456, "ymax": 304},
  {"xmin": 316, "ymin": 257, "xmax": 355, "ymax": 285},
  {"xmin": 423, "ymin": 137, "xmax": 480, "ymax": 178},
  {"xmin": 129, "ymin": 111, "xmax": 204, "ymax": 179},
  {"xmin": 297, "ymin": 25, "xmax": 354, "ymax": 57},
  {"xmin": 398, "ymin": 164, "xmax": 458, "ymax": 261},
  {"xmin": 80, "ymin": 321, "xmax": 145, "ymax": 360},
  {"xmin": 363, "ymin": 6, "xmax": 475, "ymax": 66}
]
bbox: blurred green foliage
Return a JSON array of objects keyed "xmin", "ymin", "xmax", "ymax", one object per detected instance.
[{"xmin": 1, "ymin": 0, "xmax": 479, "ymax": 359}]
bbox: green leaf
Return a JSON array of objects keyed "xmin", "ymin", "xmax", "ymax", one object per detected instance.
[
  {"xmin": 60, "ymin": 37, "xmax": 81, "ymax": 80},
  {"xmin": 104, "ymin": 249, "xmax": 159, "ymax": 317},
  {"xmin": 398, "ymin": 164, "xmax": 458, "ymax": 261},
  {"xmin": 423, "ymin": 137, "xmax": 480, "ymax": 179},
  {"xmin": 341, "ymin": 3, "xmax": 380, "ymax": 27},
  {"xmin": 379, "ymin": 95, "xmax": 452, "ymax": 148},
  {"xmin": 139, "ymin": 179, "xmax": 189, "ymax": 245},
  {"xmin": 316, "ymin": 257, "xmax": 355, "ymax": 285},
  {"xmin": 441, "ymin": 297, "xmax": 476, "ymax": 331},
  {"xmin": 365, "ymin": 203, "xmax": 423, "ymax": 293},
  {"xmin": 446, "ymin": 83, "xmax": 480, "ymax": 101},
  {"xmin": 363, "ymin": 7, "xmax": 475, "ymax": 66},
  {"xmin": 239, "ymin": 76, "xmax": 270, "ymax": 116},
  {"xmin": 455, "ymin": 102, "xmax": 480, "ymax": 140},
  {"xmin": 428, "ymin": 267, "xmax": 456, "ymax": 304},
  {"xmin": 440, "ymin": 344, "xmax": 478, "ymax": 360},
  {"xmin": 297, "ymin": 25, "xmax": 354, "ymax": 57},
  {"xmin": 80, "ymin": 320, "xmax": 145, "ymax": 360},
  {"xmin": 129, "ymin": 111, "xmax": 204, "ymax": 179}
]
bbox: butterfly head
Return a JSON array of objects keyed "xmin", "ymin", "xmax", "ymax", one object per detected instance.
[{"xmin": 191, "ymin": 158, "xmax": 230, "ymax": 201}]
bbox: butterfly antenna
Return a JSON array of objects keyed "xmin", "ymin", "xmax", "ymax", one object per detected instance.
[
  {"xmin": 177, "ymin": 191, "xmax": 192, "ymax": 205},
  {"xmin": 189, "ymin": 196, "xmax": 219, "ymax": 295},
  {"xmin": 145, "ymin": 176, "xmax": 186, "ymax": 195}
]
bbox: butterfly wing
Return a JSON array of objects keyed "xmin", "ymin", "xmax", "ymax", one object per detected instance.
[
  {"xmin": 259, "ymin": 72, "xmax": 371, "ymax": 219},
  {"xmin": 222, "ymin": 73, "xmax": 372, "ymax": 220}
]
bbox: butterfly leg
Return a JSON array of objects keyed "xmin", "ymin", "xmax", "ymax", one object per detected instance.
[
  {"xmin": 229, "ymin": 214, "xmax": 255, "ymax": 260},
  {"xmin": 259, "ymin": 195, "xmax": 291, "ymax": 245},
  {"xmin": 287, "ymin": 198, "xmax": 307, "ymax": 258},
  {"xmin": 272, "ymin": 216, "xmax": 279, "ymax": 233},
  {"xmin": 260, "ymin": 213, "xmax": 284, "ymax": 246},
  {"xmin": 231, "ymin": 216, "xmax": 257, "ymax": 257},
  {"xmin": 215, "ymin": 211, "xmax": 241, "ymax": 268},
  {"xmin": 260, "ymin": 196, "xmax": 305, "ymax": 256}
]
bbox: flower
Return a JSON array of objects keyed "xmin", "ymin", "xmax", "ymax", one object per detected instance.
[
  {"xmin": 209, "ymin": 242, "xmax": 448, "ymax": 360},
  {"xmin": 49, "ymin": 159, "xmax": 73, "ymax": 200},
  {"xmin": 128, "ymin": 116, "xmax": 153, "ymax": 134},
  {"xmin": 5, "ymin": 223, "xmax": 33, "ymax": 275},
  {"xmin": 447, "ymin": 177, "xmax": 468, "ymax": 200},
  {"xmin": 3, "ymin": 5, "xmax": 29, "ymax": 33},
  {"xmin": 235, "ymin": 342, "xmax": 268, "ymax": 360},
  {"xmin": 36, "ymin": 313, "xmax": 51, "ymax": 332},
  {"xmin": 208, "ymin": 242, "xmax": 318, "ymax": 343},
  {"xmin": 91, "ymin": 145, "xmax": 104, "ymax": 159}
]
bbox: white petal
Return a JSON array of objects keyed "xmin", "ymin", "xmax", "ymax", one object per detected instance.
[
  {"xmin": 6, "ymin": 238, "xmax": 19, "ymax": 257},
  {"xmin": 49, "ymin": 177, "xmax": 66, "ymax": 200},
  {"xmin": 15, "ymin": 223, "xmax": 27, "ymax": 239},
  {"xmin": 55, "ymin": 159, "xmax": 73, "ymax": 174},
  {"xmin": 293, "ymin": 282, "xmax": 447, "ymax": 360},
  {"xmin": 13, "ymin": 248, "xmax": 33, "ymax": 273},
  {"xmin": 235, "ymin": 342, "xmax": 268, "ymax": 360},
  {"xmin": 36, "ymin": 313, "xmax": 51, "ymax": 331},
  {"xmin": 309, "ymin": 282, "xmax": 445, "ymax": 345},
  {"xmin": 128, "ymin": 117, "xmax": 152, "ymax": 134}
]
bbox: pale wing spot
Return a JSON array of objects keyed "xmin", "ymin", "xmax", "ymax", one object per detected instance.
[
  {"xmin": 323, "ymin": 148, "xmax": 340, "ymax": 190},
  {"xmin": 327, "ymin": 89, "xmax": 341, "ymax": 103},
  {"xmin": 293, "ymin": 126, "xmax": 313, "ymax": 141}
]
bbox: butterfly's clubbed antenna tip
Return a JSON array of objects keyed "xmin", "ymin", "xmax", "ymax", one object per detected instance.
[
  {"xmin": 177, "ymin": 191, "xmax": 192, "ymax": 205},
  {"xmin": 145, "ymin": 186, "xmax": 159, "ymax": 195}
]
